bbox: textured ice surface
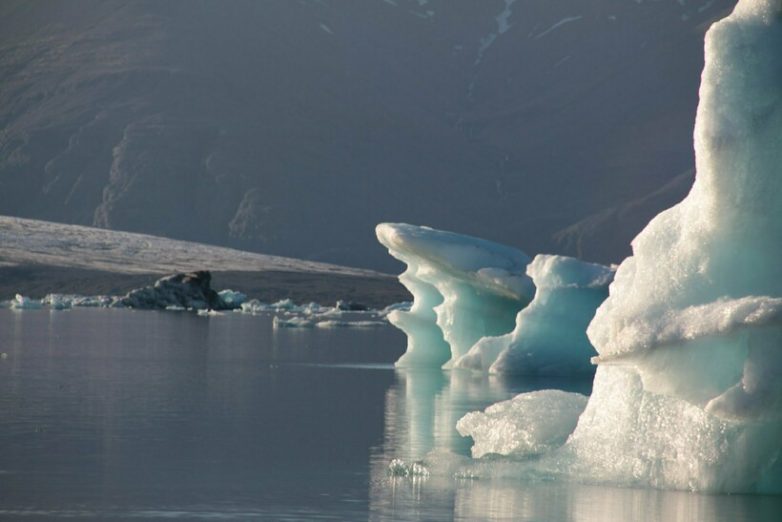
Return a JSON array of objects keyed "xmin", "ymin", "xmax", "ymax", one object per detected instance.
[
  {"xmin": 315, "ymin": 320, "xmax": 386, "ymax": 328},
  {"xmin": 564, "ymin": 0, "xmax": 782, "ymax": 493},
  {"xmin": 558, "ymin": 366, "xmax": 782, "ymax": 492},
  {"xmin": 217, "ymin": 289, "xmax": 247, "ymax": 308},
  {"xmin": 376, "ymin": 223, "xmax": 533, "ymax": 368},
  {"xmin": 272, "ymin": 316, "xmax": 316, "ymax": 328},
  {"xmin": 378, "ymin": 301, "xmax": 412, "ymax": 318},
  {"xmin": 452, "ymin": 0, "xmax": 782, "ymax": 493},
  {"xmin": 457, "ymin": 390, "xmax": 588, "ymax": 458},
  {"xmin": 586, "ymin": 0, "xmax": 782, "ymax": 422},
  {"xmin": 454, "ymin": 255, "xmax": 613, "ymax": 374},
  {"xmin": 43, "ymin": 294, "xmax": 115, "ymax": 308}
]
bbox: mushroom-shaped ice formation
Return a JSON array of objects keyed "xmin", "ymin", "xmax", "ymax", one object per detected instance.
[{"xmin": 376, "ymin": 223, "xmax": 534, "ymax": 368}]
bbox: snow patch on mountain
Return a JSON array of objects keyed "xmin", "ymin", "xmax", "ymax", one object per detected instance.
[{"xmin": 0, "ymin": 216, "xmax": 384, "ymax": 277}]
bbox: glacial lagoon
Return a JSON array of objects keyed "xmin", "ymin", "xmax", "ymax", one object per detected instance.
[{"xmin": 0, "ymin": 308, "xmax": 779, "ymax": 521}]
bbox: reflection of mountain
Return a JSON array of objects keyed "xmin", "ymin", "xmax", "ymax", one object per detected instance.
[{"xmin": 0, "ymin": 0, "xmax": 733, "ymax": 270}]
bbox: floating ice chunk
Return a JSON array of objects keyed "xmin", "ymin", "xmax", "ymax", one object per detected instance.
[
  {"xmin": 272, "ymin": 316, "xmax": 315, "ymax": 328},
  {"xmin": 457, "ymin": 390, "xmax": 588, "ymax": 458},
  {"xmin": 388, "ymin": 458, "xmax": 430, "ymax": 478},
  {"xmin": 315, "ymin": 320, "xmax": 386, "ymax": 328},
  {"xmin": 378, "ymin": 301, "xmax": 412, "ymax": 318},
  {"xmin": 80, "ymin": 295, "xmax": 114, "ymax": 307},
  {"xmin": 197, "ymin": 309, "xmax": 224, "ymax": 316},
  {"xmin": 240, "ymin": 299, "xmax": 269, "ymax": 314},
  {"xmin": 40, "ymin": 293, "xmax": 116, "ymax": 309},
  {"xmin": 78, "ymin": 295, "xmax": 114, "ymax": 307},
  {"xmin": 454, "ymin": 255, "xmax": 614, "ymax": 375},
  {"xmin": 376, "ymin": 223, "xmax": 534, "ymax": 368},
  {"xmin": 41, "ymin": 294, "xmax": 73, "ymax": 310},
  {"xmin": 10, "ymin": 294, "xmax": 42, "ymax": 310},
  {"xmin": 269, "ymin": 298, "xmax": 297, "ymax": 311},
  {"xmin": 217, "ymin": 289, "xmax": 247, "ymax": 308},
  {"xmin": 301, "ymin": 302, "xmax": 329, "ymax": 315}
]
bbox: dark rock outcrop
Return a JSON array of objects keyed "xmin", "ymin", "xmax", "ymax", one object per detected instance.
[{"xmin": 116, "ymin": 271, "xmax": 226, "ymax": 310}]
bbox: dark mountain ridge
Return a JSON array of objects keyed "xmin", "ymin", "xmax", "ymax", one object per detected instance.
[{"xmin": 0, "ymin": 0, "xmax": 734, "ymax": 270}]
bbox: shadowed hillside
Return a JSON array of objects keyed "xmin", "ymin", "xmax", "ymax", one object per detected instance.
[{"xmin": 0, "ymin": 0, "xmax": 733, "ymax": 270}]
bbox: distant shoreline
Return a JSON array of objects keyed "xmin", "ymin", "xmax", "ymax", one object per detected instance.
[{"xmin": 0, "ymin": 265, "xmax": 410, "ymax": 309}]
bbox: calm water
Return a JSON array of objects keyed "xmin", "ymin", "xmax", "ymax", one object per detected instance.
[{"xmin": 0, "ymin": 308, "xmax": 780, "ymax": 521}]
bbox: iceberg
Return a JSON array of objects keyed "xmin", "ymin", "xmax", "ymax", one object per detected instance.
[
  {"xmin": 456, "ymin": 390, "xmax": 588, "ymax": 458},
  {"xmin": 217, "ymin": 289, "xmax": 247, "ymax": 308},
  {"xmin": 41, "ymin": 294, "xmax": 116, "ymax": 309},
  {"xmin": 240, "ymin": 298, "xmax": 320, "ymax": 314},
  {"xmin": 376, "ymin": 223, "xmax": 534, "ymax": 368},
  {"xmin": 41, "ymin": 294, "xmax": 73, "ymax": 310},
  {"xmin": 453, "ymin": 255, "xmax": 613, "ymax": 374},
  {"xmin": 315, "ymin": 320, "xmax": 386, "ymax": 328},
  {"xmin": 584, "ymin": 0, "xmax": 782, "ymax": 423},
  {"xmin": 563, "ymin": 0, "xmax": 782, "ymax": 492},
  {"xmin": 378, "ymin": 301, "xmax": 413, "ymax": 318},
  {"xmin": 272, "ymin": 315, "xmax": 316, "ymax": 328},
  {"xmin": 455, "ymin": 0, "xmax": 782, "ymax": 493},
  {"xmin": 10, "ymin": 294, "xmax": 43, "ymax": 310}
]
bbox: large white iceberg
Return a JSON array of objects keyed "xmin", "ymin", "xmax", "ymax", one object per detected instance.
[
  {"xmin": 459, "ymin": 0, "xmax": 782, "ymax": 493},
  {"xmin": 453, "ymin": 255, "xmax": 613, "ymax": 374},
  {"xmin": 376, "ymin": 223, "xmax": 534, "ymax": 368},
  {"xmin": 563, "ymin": 0, "xmax": 782, "ymax": 492},
  {"xmin": 585, "ymin": 0, "xmax": 782, "ymax": 423}
]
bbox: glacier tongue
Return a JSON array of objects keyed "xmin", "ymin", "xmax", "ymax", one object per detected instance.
[{"xmin": 376, "ymin": 223, "xmax": 534, "ymax": 368}]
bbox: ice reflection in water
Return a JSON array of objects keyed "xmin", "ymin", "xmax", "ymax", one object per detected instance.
[{"xmin": 369, "ymin": 369, "xmax": 781, "ymax": 522}]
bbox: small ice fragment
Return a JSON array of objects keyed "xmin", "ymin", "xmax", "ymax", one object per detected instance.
[{"xmin": 11, "ymin": 294, "xmax": 42, "ymax": 310}]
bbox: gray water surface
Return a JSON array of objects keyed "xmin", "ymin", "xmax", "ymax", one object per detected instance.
[{"xmin": 0, "ymin": 309, "xmax": 779, "ymax": 521}]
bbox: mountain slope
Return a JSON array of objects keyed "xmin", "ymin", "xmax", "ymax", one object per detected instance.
[
  {"xmin": 0, "ymin": 0, "xmax": 735, "ymax": 269},
  {"xmin": 0, "ymin": 215, "xmax": 407, "ymax": 305}
]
